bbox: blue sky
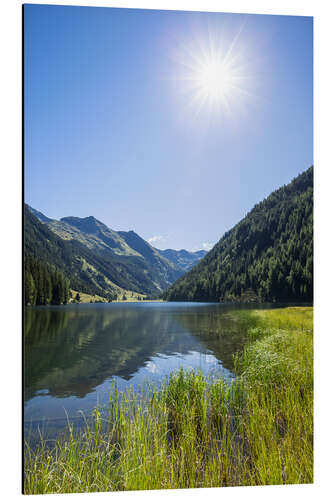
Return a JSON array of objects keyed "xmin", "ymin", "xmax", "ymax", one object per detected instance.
[{"xmin": 24, "ymin": 5, "xmax": 313, "ymax": 251}]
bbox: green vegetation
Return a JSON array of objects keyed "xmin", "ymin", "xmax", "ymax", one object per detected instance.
[
  {"xmin": 24, "ymin": 204, "xmax": 118, "ymax": 298},
  {"xmin": 164, "ymin": 167, "xmax": 313, "ymax": 303},
  {"xmin": 24, "ymin": 307, "xmax": 313, "ymax": 493},
  {"xmin": 24, "ymin": 254, "xmax": 70, "ymax": 306},
  {"xmin": 25, "ymin": 205, "xmax": 188, "ymax": 301},
  {"xmin": 24, "ymin": 205, "xmax": 168, "ymax": 299}
]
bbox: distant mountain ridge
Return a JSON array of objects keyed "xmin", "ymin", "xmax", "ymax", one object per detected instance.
[
  {"xmin": 25, "ymin": 205, "xmax": 207, "ymax": 298},
  {"xmin": 24, "ymin": 205, "xmax": 160, "ymax": 298},
  {"xmin": 163, "ymin": 166, "xmax": 313, "ymax": 303},
  {"xmin": 159, "ymin": 248, "xmax": 207, "ymax": 272}
]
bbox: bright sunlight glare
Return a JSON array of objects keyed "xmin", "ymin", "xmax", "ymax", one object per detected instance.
[
  {"xmin": 195, "ymin": 59, "xmax": 236, "ymax": 101},
  {"xmin": 171, "ymin": 21, "xmax": 256, "ymax": 118}
]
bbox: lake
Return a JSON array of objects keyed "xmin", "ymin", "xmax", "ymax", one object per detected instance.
[{"xmin": 24, "ymin": 301, "xmax": 270, "ymax": 442}]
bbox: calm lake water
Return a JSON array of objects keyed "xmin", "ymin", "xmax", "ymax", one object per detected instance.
[{"xmin": 24, "ymin": 301, "xmax": 272, "ymax": 441}]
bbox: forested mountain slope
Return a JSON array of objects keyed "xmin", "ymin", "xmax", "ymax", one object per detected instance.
[
  {"xmin": 25, "ymin": 205, "xmax": 207, "ymax": 300},
  {"xmin": 163, "ymin": 167, "xmax": 313, "ymax": 303},
  {"xmin": 52, "ymin": 216, "xmax": 181, "ymax": 287},
  {"xmin": 24, "ymin": 206, "xmax": 174, "ymax": 298},
  {"xmin": 118, "ymin": 230, "xmax": 182, "ymax": 286}
]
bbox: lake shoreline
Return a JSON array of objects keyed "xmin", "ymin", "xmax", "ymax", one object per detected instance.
[
  {"xmin": 24, "ymin": 306, "xmax": 313, "ymax": 493},
  {"xmin": 25, "ymin": 299, "xmax": 313, "ymax": 307}
]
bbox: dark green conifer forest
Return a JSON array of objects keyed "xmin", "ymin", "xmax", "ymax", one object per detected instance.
[
  {"xmin": 163, "ymin": 166, "xmax": 313, "ymax": 303},
  {"xmin": 24, "ymin": 166, "xmax": 313, "ymax": 306},
  {"xmin": 24, "ymin": 255, "xmax": 70, "ymax": 306},
  {"xmin": 23, "ymin": 205, "xmax": 180, "ymax": 300}
]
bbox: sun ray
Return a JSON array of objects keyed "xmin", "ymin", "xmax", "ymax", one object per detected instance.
[{"xmin": 171, "ymin": 20, "xmax": 257, "ymax": 119}]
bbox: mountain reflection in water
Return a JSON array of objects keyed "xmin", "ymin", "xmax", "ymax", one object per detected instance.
[{"xmin": 24, "ymin": 302, "xmax": 259, "ymax": 430}]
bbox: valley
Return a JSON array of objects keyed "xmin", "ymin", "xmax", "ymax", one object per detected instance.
[{"xmin": 24, "ymin": 205, "xmax": 206, "ymax": 304}]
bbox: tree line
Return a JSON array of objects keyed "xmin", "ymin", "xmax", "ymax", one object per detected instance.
[
  {"xmin": 24, "ymin": 204, "xmax": 170, "ymax": 298},
  {"xmin": 24, "ymin": 254, "xmax": 70, "ymax": 306},
  {"xmin": 163, "ymin": 166, "xmax": 313, "ymax": 303}
]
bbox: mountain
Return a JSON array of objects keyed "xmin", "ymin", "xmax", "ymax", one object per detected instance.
[
  {"xmin": 157, "ymin": 249, "xmax": 207, "ymax": 273},
  {"xmin": 117, "ymin": 230, "xmax": 182, "ymax": 286},
  {"xmin": 24, "ymin": 206, "xmax": 171, "ymax": 298},
  {"xmin": 25, "ymin": 206, "xmax": 206, "ymax": 299},
  {"xmin": 57, "ymin": 216, "xmax": 139, "ymax": 256},
  {"xmin": 28, "ymin": 205, "xmax": 54, "ymax": 224},
  {"xmin": 163, "ymin": 166, "xmax": 313, "ymax": 303}
]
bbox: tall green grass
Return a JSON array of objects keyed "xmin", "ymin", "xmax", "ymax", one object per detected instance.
[{"xmin": 24, "ymin": 307, "xmax": 313, "ymax": 493}]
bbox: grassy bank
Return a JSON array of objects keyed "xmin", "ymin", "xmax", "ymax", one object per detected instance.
[
  {"xmin": 24, "ymin": 307, "xmax": 313, "ymax": 493},
  {"xmin": 70, "ymin": 289, "xmax": 147, "ymax": 304}
]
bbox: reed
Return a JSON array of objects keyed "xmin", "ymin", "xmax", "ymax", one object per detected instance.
[{"xmin": 24, "ymin": 306, "xmax": 313, "ymax": 493}]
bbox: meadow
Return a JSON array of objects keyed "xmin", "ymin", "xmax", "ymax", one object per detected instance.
[{"xmin": 24, "ymin": 307, "xmax": 313, "ymax": 493}]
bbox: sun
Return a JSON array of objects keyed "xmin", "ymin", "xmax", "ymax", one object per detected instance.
[
  {"xmin": 194, "ymin": 58, "xmax": 237, "ymax": 102},
  {"xmin": 171, "ymin": 24, "xmax": 253, "ymax": 117},
  {"xmin": 186, "ymin": 45, "xmax": 247, "ymax": 114}
]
